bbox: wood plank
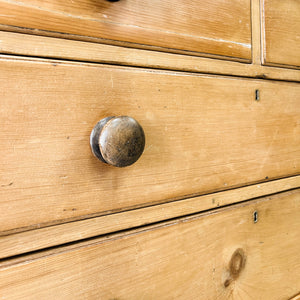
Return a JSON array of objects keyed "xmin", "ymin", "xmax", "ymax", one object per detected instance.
[
  {"xmin": 0, "ymin": 57, "xmax": 299, "ymax": 235},
  {"xmin": 0, "ymin": 31, "xmax": 299, "ymax": 82},
  {"xmin": 0, "ymin": 175, "xmax": 299, "ymax": 259},
  {"xmin": 262, "ymin": 0, "xmax": 300, "ymax": 68},
  {"xmin": 251, "ymin": 0, "xmax": 262, "ymax": 65},
  {"xmin": 0, "ymin": 189, "xmax": 299, "ymax": 299},
  {"xmin": 0, "ymin": 0, "xmax": 251, "ymax": 61}
]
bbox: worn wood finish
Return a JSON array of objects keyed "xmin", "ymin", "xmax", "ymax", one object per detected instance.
[
  {"xmin": 90, "ymin": 116, "xmax": 145, "ymax": 167},
  {"xmin": 0, "ymin": 31, "xmax": 299, "ymax": 82},
  {"xmin": 0, "ymin": 175, "xmax": 299, "ymax": 259},
  {"xmin": 0, "ymin": 189, "xmax": 299, "ymax": 299},
  {"xmin": 262, "ymin": 0, "xmax": 300, "ymax": 68},
  {"xmin": 0, "ymin": 0, "xmax": 252, "ymax": 61},
  {"xmin": 0, "ymin": 58, "xmax": 300, "ymax": 235}
]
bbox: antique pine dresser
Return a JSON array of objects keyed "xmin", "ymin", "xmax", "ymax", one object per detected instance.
[{"xmin": 0, "ymin": 0, "xmax": 299, "ymax": 299}]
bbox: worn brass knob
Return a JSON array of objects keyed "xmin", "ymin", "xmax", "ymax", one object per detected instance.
[{"xmin": 90, "ymin": 116, "xmax": 145, "ymax": 167}]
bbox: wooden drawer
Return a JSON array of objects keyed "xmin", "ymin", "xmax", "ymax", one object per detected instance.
[
  {"xmin": 0, "ymin": 189, "xmax": 299, "ymax": 299},
  {"xmin": 1, "ymin": 58, "xmax": 299, "ymax": 235},
  {"xmin": 0, "ymin": 0, "xmax": 251, "ymax": 61},
  {"xmin": 262, "ymin": 0, "xmax": 300, "ymax": 68}
]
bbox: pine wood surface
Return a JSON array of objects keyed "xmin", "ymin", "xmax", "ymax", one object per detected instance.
[
  {"xmin": 0, "ymin": 31, "xmax": 299, "ymax": 82},
  {"xmin": 0, "ymin": 1, "xmax": 298, "ymax": 296},
  {"xmin": 0, "ymin": 175, "xmax": 299, "ymax": 259},
  {"xmin": 262, "ymin": 0, "xmax": 300, "ymax": 68},
  {"xmin": 0, "ymin": 57, "xmax": 299, "ymax": 235},
  {"xmin": 0, "ymin": 0, "xmax": 251, "ymax": 61},
  {"xmin": 0, "ymin": 189, "xmax": 299, "ymax": 299},
  {"xmin": 251, "ymin": 0, "xmax": 262, "ymax": 65}
]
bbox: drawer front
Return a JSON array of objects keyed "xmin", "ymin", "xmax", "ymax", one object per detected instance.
[
  {"xmin": 0, "ymin": 189, "xmax": 299, "ymax": 299},
  {"xmin": 0, "ymin": 0, "xmax": 251, "ymax": 61},
  {"xmin": 262, "ymin": 0, "xmax": 300, "ymax": 68},
  {"xmin": 1, "ymin": 58, "xmax": 299, "ymax": 234}
]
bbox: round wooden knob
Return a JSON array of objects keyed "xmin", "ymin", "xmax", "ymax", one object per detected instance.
[{"xmin": 90, "ymin": 116, "xmax": 145, "ymax": 167}]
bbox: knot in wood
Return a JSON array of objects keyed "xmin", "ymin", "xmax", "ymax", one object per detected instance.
[{"xmin": 229, "ymin": 248, "xmax": 246, "ymax": 279}]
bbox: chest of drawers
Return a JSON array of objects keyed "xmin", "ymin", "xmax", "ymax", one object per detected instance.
[{"xmin": 0, "ymin": 1, "xmax": 299, "ymax": 299}]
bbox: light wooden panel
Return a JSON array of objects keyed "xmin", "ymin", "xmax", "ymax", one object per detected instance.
[
  {"xmin": 251, "ymin": 0, "xmax": 262, "ymax": 65},
  {"xmin": 1, "ymin": 31, "xmax": 299, "ymax": 82},
  {"xmin": 0, "ymin": 0, "xmax": 251, "ymax": 60},
  {"xmin": 262, "ymin": 0, "xmax": 300, "ymax": 68},
  {"xmin": 0, "ymin": 189, "xmax": 299, "ymax": 299},
  {"xmin": 0, "ymin": 175, "xmax": 299, "ymax": 259},
  {"xmin": 0, "ymin": 58, "xmax": 300, "ymax": 234}
]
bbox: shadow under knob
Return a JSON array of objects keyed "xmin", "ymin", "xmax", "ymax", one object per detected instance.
[{"xmin": 90, "ymin": 116, "xmax": 145, "ymax": 167}]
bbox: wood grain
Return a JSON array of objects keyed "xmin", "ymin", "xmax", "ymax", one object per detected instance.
[
  {"xmin": 262, "ymin": 0, "xmax": 300, "ymax": 68},
  {"xmin": 0, "ymin": 0, "xmax": 251, "ymax": 61},
  {"xmin": 0, "ymin": 189, "xmax": 299, "ymax": 299},
  {"xmin": 0, "ymin": 57, "xmax": 300, "ymax": 235},
  {"xmin": 251, "ymin": 0, "xmax": 262, "ymax": 65},
  {"xmin": 0, "ymin": 175, "xmax": 299, "ymax": 259},
  {"xmin": 0, "ymin": 31, "xmax": 299, "ymax": 82}
]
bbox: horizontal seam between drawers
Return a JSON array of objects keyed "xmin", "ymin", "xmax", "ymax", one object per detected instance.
[
  {"xmin": 1, "ymin": 53, "xmax": 299, "ymax": 83},
  {"xmin": 0, "ymin": 187, "xmax": 299, "ymax": 267},
  {"xmin": 1, "ymin": 173, "xmax": 299, "ymax": 237}
]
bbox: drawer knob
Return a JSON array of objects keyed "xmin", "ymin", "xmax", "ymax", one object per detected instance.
[{"xmin": 90, "ymin": 116, "xmax": 145, "ymax": 167}]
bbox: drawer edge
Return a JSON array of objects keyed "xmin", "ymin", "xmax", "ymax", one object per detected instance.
[
  {"xmin": 0, "ymin": 31, "xmax": 299, "ymax": 82},
  {"xmin": 0, "ymin": 175, "xmax": 299, "ymax": 259},
  {"xmin": 0, "ymin": 188, "xmax": 299, "ymax": 299}
]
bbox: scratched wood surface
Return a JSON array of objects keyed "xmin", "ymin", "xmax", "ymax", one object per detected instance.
[
  {"xmin": 262, "ymin": 0, "xmax": 300, "ymax": 68},
  {"xmin": 0, "ymin": 57, "xmax": 299, "ymax": 235},
  {"xmin": 0, "ymin": 0, "xmax": 251, "ymax": 61},
  {"xmin": 0, "ymin": 189, "xmax": 299, "ymax": 299},
  {"xmin": 0, "ymin": 176, "xmax": 299, "ymax": 259}
]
